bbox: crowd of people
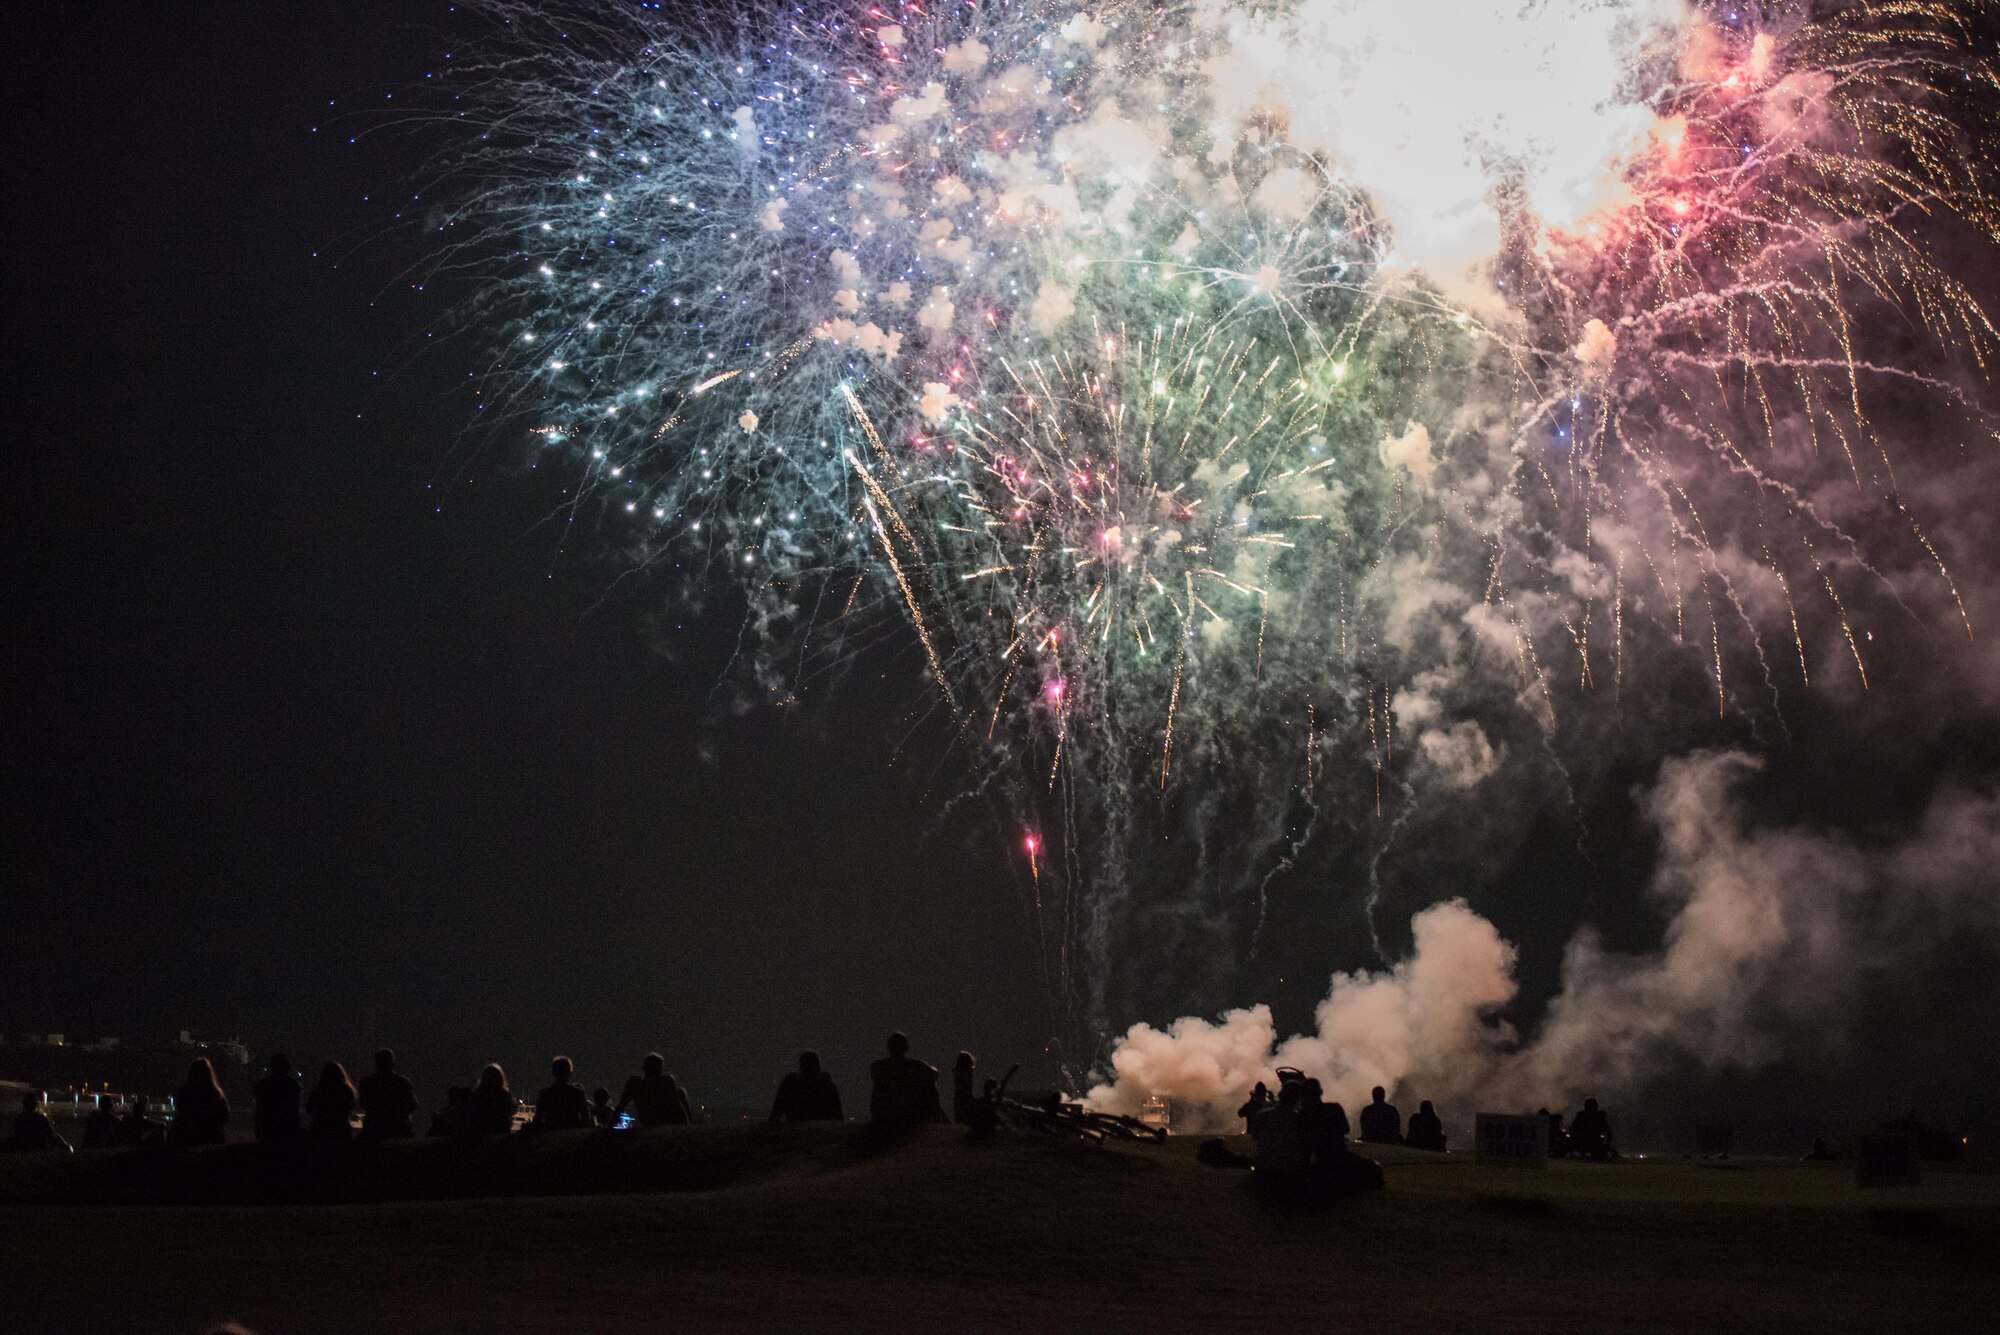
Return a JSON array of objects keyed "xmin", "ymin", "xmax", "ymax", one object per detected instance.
[
  {"xmin": 8, "ymin": 1036, "xmax": 1617, "ymax": 1174},
  {"xmin": 3, "ymin": 1032, "xmax": 993, "ymax": 1153}
]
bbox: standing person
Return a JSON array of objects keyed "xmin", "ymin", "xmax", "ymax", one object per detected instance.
[
  {"xmin": 253, "ymin": 1054, "xmax": 302, "ymax": 1145},
  {"xmin": 1238, "ymin": 1082, "xmax": 1272, "ymax": 1127},
  {"xmin": 167, "ymin": 1058, "xmax": 230, "ymax": 1147},
  {"xmin": 951, "ymin": 1052, "xmax": 977, "ymax": 1125},
  {"xmin": 357, "ymin": 1048, "xmax": 418, "ymax": 1141},
  {"xmin": 769, "ymin": 1051, "xmax": 844, "ymax": 1123},
  {"xmin": 532, "ymin": 1056, "xmax": 591, "ymax": 1132},
  {"xmin": 306, "ymin": 1062, "xmax": 358, "ymax": 1145},
  {"xmin": 468, "ymin": 1064, "xmax": 517, "ymax": 1136},
  {"xmin": 868, "ymin": 1032, "xmax": 948, "ymax": 1126},
  {"xmin": 615, "ymin": 1053, "xmax": 694, "ymax": 1128}
]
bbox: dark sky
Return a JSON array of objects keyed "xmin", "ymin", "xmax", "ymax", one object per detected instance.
[{"xmin": 3, "ymin": 2, "xmax": 1052, "ymax": 1110}]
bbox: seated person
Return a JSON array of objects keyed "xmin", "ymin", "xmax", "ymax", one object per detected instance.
[
  {"xmin": 1250, "ymin": 1082, "xmax": 1309, "ymax": 1177},
  {"xmin": 868, "ymin": 1033, "xmax": 948, "ymax": 1126},
  {"xmin": 427, "ymin": 1085, "xmax": 473, "ymax": 1137},
  {"xmin": 616, "ymin": 1053, "xmax": 693, "ymax": 1127},
  {"xmin": 468, "ymin": 1065, "xmax": 517, "ymax": 1136},
  {"xmin": 770, "ymin": 1051, "xmax": 844, "ymax": 1123},
  {"xmin": 118, "ymin": 1094, "xmax": 166, "ymax": 1148},
  {"xmin": 1405, "ymin": 1099, "xmax": 1447, "ymax": 1152},
  {"xmin": 590, "ymin": 1087, "xmax": 614, "ymax": 1128},
  {"xmin": 1570, "ymin": 1098, "xmax": 1614, "ymax": 1160},
  {"xmin": 253, "ymin": 1053, "xmax": 302, "ymax": 1145},
  {"xmin": 532, "ymin": 1056, "xmax": 591, "ymax": 1132},
  {"xmin": 82, "ymin": 1102, "xmax": 121, "ymax": 1149},
  {"xmin": 1357, "ymin": 1086, "xmax": 1402, "ymax": 1144},
  {"xmin": 1541, "ymin": 1108, "xmax": 1569, "ymax": 1157},
  {"xmin": 10, "ymin": 1092, "xmax": 72, "ymax": 1153}
]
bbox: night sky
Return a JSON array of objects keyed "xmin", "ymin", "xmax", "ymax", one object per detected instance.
[
  {"xmin": 8, "ymin": 3, "xmax": 2000, "ymax": 1142},
  {"xmin": 5, "ymin": 2, "xmax": 1048, "ymax": 1111}
]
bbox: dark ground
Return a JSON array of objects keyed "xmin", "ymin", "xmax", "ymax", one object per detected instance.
[{"xmin": 3, "ymin": 1126, "xmax": 1995, "ymax": 1332}]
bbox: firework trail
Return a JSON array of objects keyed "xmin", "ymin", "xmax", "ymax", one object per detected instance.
[{"xmin": 409, "ymin": 0, "xmax": 1998, "ymax": 1065}]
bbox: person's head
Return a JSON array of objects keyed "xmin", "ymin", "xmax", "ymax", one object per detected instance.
[
  {"xmin": 374, "ymin": 1048, "xmax": 396, "ymax": 1074},
  {"xmin": 268, "ymin": 1053, "xmax": 290, "ymax": 1076},
  {"xmin": 591, "ymin": 1087, "xmax": 610, "ymax": 1106},
  {"xmin": 886, "ymin": 1032, "xmax": 909, "ymax": 1057},
  {"xmin": 955, "ymin": 1051, "xmax": 974, "ymax": 1071},
  {"xmin": 983, "ymin": 1078, "xmax": 999, "ymax": 1096},
  {"xmin": 319, "ymin": 1062, "xmax": 352, "ymax": 1092},
  {"xmin": 1278, "ymin": 1081, "xmax": 1303, "ymax": 1108},
  {"xmin": 551, "ymin": 1056, "xmax": 574, "ymax": 1084},
  {"xmin": 1372, "ymin": 1086, "xmax": 1386, "ymax": 1103},
  {"xmin": 185, "ymin": 1057, "xmax": 219, "ymax": 1093},
  {"xmin": 1303, "ymin": 1078, "xmax": 1324, "ymax": 1103},
  {"xmin": 1419, "ymin": 1100, "xmax": 1435, "ymax": 1116},
  {"xmin": 478, "ymin": 1063, "xmax": 508, "ymax": 1095},
  {"xmin": 642, "ymin": 1052, "xmax": 665, "ymax": 1078},
  {"xmin": 797, "ymin": 1050, "xmax": 821, "ymax": 1075},
  {"xmin": 126, "ymin": 1093, "xmax": 147, "ymax": 1117},
  {"xmin": 1584, "ymin": 1098, "xmax": 1599, "ymax": 1113},
  {"xmin": 1253, "ymin": 1081, "xmax": 1267, "ymax": 1095}
]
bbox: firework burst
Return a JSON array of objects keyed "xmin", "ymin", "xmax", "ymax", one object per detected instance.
[{"xmin": 402, "ymin": 0, "xmax": 1998, "ymax": 1049}]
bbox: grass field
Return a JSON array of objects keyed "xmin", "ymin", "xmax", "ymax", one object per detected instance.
[{"xmin": 3, "ymin": 1125, "xmax": 1994, "ymax": 1332}]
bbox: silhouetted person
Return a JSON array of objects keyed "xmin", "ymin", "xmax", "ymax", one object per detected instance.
[
  {"xmin": 1250, "ymin": 1079, "xmax": 1308, "ymax": 1177},
  {"xmin": 1358, "ymin": 1086, "xmax": 1401, "ymax": 1145},
  {"xmin": 616, "ymin": 1053, "xmax": 693, "ymax": 1128},
  {"xmin": 428, "ymin": 1085, "xmax": 472, "ymax": 1137},
  {"xmin": 307, "ymin": 1062, "xmax": 358, "ymax": 1145},
  {"xmin": 1406, "ymin": 1099, "xmax": 1447, "ymax": 1152},
  {"xmin": 1300, "ymin": 1078, "xmax": 1349, "ymax": 1170},
  {"xmin": 952, "ymin": 1051, "xmax": 978, "ymax": 1125},
  {"xmin": 969, "ymin": 1078, "xmax": 1006, "ymax": 1140},
  {"xmin": 1540, "ymin": 1108, "xmax": 1569, "ymax": 1157},
  {"xmin": 469, "ymin": 1064, "xmax": 516, "ymax": 1136},
  {"xmin": 253, "ymin": 1053, "xmax": 302, "ymax": 1145},
  {"xmin": 770, "ymin": 1051, "xmax": 844, "ymax": 1123},
  {"xmin": 533, "ymin": 1056, "xmax": 591, "ymax": 1132},
  {"xmin": 82, "ymin": 1100, "xmax": 120, "ymax": 1149},
  {"xmin": 10, "ymin": 1091, "xmax": 71, "ymax": 1153},
  {"xmin": 1570, "ymin": 1098, "xmax": 1613, "ymax": 1160},
  {"xmin": 118, "ymin": 1094, "xmax": 165, "ymax": 1148},
  {"xmin": 1804, "ymin": 1136, "xmax": 1833, "ymax": 1161},
  {"xmin": 590, "ymin": 1087, "xmax": 614, "ymax": 1128},
  {"xmin": 869, "ymin": 1032, "xmax": 948, "ymax": 1126},
  {"xmin": 357, "ymin": 1048, "xmax": 418, "ymax": 1141},
  {"xmin": 1238, "ymin": 1081, "xmax": 1271, "ymax": 1125},
  {"xmin": 168, "ymin": 1057, "xmax": 230, "ymax": 1147}
]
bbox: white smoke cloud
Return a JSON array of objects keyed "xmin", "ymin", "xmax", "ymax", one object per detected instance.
[
  {"xmin": 1416, "ymin": 720, "xmax": 1503, "ymax": 790},
  {"xmin": 1089, "ymin": 750, "xmax": 2000, "ymax": 1131},
  {"xmin": 1029, "ymin": 280, "xmax": 1076, "ymax": 337},
  {"xmin": 917, "ymin": 285, "xmax": 956, "ymax": 332},
  {"xmin": 918, "ymin": 381, "xmax": 962, "ymax": 425},
  {"xmin": 1573, "ymin": 317, "xmax": 1617, "ymax": 375},
  {"xmin": 942, "ymin": 36, "xmax": 989, "ymax": 75},
  {"xmin": 1377, "ymin": 421, "xmax": 1436, "ymax": 488}
]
